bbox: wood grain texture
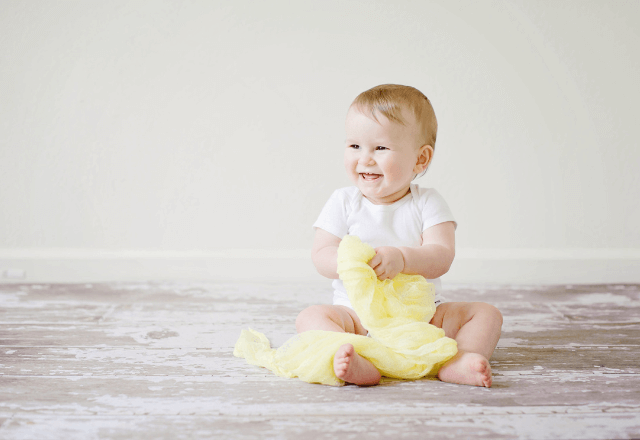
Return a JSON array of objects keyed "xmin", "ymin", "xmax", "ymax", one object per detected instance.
[{"xmin": 1, "ymin": 282, "xmax": 639, "ymax": 439}]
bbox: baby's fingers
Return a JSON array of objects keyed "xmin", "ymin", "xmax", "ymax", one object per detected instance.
[{"xmin": 368, "ymin": 254, "xmax": 381, "ymax": 270}]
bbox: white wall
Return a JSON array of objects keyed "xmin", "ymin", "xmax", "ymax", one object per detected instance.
[{"xmin": 1, "ymin": 0, "xmax": 638, "ymax": 284}]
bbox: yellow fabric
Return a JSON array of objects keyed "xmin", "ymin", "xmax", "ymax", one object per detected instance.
[{"xmin": 234, "ymin": 235, "xmax": 458, "ymax": 386}]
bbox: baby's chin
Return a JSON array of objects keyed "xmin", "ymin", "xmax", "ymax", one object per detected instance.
[
  {"xmin": 358, "ymin": 185, "xmax": 412, "ymax": 205},
  {"xmin": 358, "ymin": 189, "xmax": 399, "ymax": 205}
]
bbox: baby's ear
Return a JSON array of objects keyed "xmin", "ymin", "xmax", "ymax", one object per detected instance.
[{"xmin": 414, "ymin": 144, "xmax": 434, "ymax": 173}]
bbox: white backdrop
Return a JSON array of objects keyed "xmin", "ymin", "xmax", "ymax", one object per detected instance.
[{"xmin": 1, "ymin": 0, "xmax": 638, "ymax": 283}]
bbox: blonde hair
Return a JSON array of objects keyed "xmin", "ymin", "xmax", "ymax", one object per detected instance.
[{"xmin": 350, "ymin": 84, "xmax": 438, "ymax": 151}]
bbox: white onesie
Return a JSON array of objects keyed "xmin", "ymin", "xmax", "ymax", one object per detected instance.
[{"xmin": 313, "ymin": 184, "xmax": 456, "ymax": 309}]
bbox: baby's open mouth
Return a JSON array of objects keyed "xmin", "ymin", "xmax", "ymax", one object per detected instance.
[{"xmin": 360, "ymin": 173, "xmax": 382, "ymax": 181}]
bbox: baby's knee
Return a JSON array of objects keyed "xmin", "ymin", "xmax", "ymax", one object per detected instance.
[
  {"xmin": 476, "ymin": 302, "xmax": 503, "ymax": 327},
  {"xmin": 296, "ymin": 305, "xmax": 330, "ymax": 333}
]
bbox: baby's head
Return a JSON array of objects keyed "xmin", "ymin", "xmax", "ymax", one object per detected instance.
[
  {"xmin": 350, "ymin": 84, "xmax": 438, "ymax": 159},
  {"xmin": 344, "ymin": 84, "xmax": 438, "ymax": 204}
]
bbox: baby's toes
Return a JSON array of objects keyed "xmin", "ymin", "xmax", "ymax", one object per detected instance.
[
  {"xmin": 333, "ymin": 344, "xmax": 353, "ymax": 377},
  {"xmin": 476, "ymin": 359, "xmax": 492, "ymax": 387},
  {"xmin": 335, "ymin": 356, "xmax": 349, "ymax": 370}
]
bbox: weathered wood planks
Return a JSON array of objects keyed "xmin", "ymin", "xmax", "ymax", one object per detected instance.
[{"xmin": 1, "ymin": 282, "xmax": 639, "ymax": 439}]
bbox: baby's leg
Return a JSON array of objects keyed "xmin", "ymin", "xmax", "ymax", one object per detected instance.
[
  {"xmin": 430, "ymin": 302, "xmax": 503, "ymax": 387},
  {"xmin": 296, "ymin": 304, "xmax": 368, "ymax": 334},
  {"xmin": 296, "ymin": 305, "xmax": 380, "ymax": 386}
]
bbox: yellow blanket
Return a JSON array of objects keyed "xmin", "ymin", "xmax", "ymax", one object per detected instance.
[{"xmin": 233, "ymin": 235, "xmax": 458, "ymax": 386}]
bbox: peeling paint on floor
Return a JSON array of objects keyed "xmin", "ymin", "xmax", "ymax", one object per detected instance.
[{"xmin": 0, "ymin": 282, "xmax": 639, "ymax": 439}]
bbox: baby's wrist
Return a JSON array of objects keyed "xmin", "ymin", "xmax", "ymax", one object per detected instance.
[{"xmin": 397, "ymin": 247, "xmax": 406, "ymax": 272}]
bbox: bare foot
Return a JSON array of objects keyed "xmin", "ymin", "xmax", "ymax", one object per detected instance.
[
  {"xmin": 333, "ymin": 344, "xmax": 381, "ymax": 386},
  {"xmin": 437, "ymin": 351, "xmax": 493, "ymax": 387}
]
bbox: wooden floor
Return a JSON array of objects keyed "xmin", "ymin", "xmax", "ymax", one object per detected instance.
[{"xmin": 0, "ymin": 281, "xmax": 639, "ymax": 439}]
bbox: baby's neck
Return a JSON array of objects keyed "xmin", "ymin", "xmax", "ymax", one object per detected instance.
[{"xmin": 363, "ymin": 187, "xmax": 411, "ymax": 205}]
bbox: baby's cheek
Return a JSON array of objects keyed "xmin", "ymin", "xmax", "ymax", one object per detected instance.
[{"xmin": 387, "ymin": 162, "xmax": 407, "ymax": 179}]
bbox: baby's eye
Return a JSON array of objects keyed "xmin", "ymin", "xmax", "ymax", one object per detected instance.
[
  {"xmin": 349, "ymin": 144, "xmax": 360, "ymax": 149},
  {"xmin": 376, "ymin": 146, "xmax": 388, "ymax": 150}
]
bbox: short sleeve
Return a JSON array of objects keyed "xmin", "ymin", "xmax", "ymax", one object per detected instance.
[
  {"xmin": 313, "ymin": 189, "xmax": 350, "ymax": 239},
  {"xmin": 421, "ymin": 189, "xmax": 457, "ymax": 231}
]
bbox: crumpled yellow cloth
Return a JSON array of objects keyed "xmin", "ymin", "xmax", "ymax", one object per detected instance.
[{"xmin": 233, "ymin": 235, "xmax": 458, "ymax": 386}]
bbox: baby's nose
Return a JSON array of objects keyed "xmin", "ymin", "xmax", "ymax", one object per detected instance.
[{"xmin": 359, "ymin": 152, "xmax": 375, "ymax": 165}]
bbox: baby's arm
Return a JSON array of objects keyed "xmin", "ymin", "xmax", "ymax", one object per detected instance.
[
  {"xmin": 399, "ymin": 221, "xmax": 456, "ymax": 279},
  {"xmin": 313, "ymin": 221, "xmax": 455, "ymax": 281},
  {"xmin": 369, "ymin": 221, "xmax": 455, "ymax": 280},
  {"xmin": 311, "ymin": 228, "xmax": 342, "ymax": 279}
]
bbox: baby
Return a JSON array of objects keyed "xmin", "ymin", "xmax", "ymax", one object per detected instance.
[{"xmin": 296, "ymin": 84, "xmax": 503, "ymax": 387}]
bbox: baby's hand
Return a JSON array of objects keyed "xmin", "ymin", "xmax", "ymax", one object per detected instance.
[{"xmin": 368, "ymin": 246, "xmax": 405, "ymax": 280}]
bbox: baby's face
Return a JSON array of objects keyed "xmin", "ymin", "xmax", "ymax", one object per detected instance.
[{"xmin": 344, "ymin": 106, "xmax": 428, "ymax": 205}]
